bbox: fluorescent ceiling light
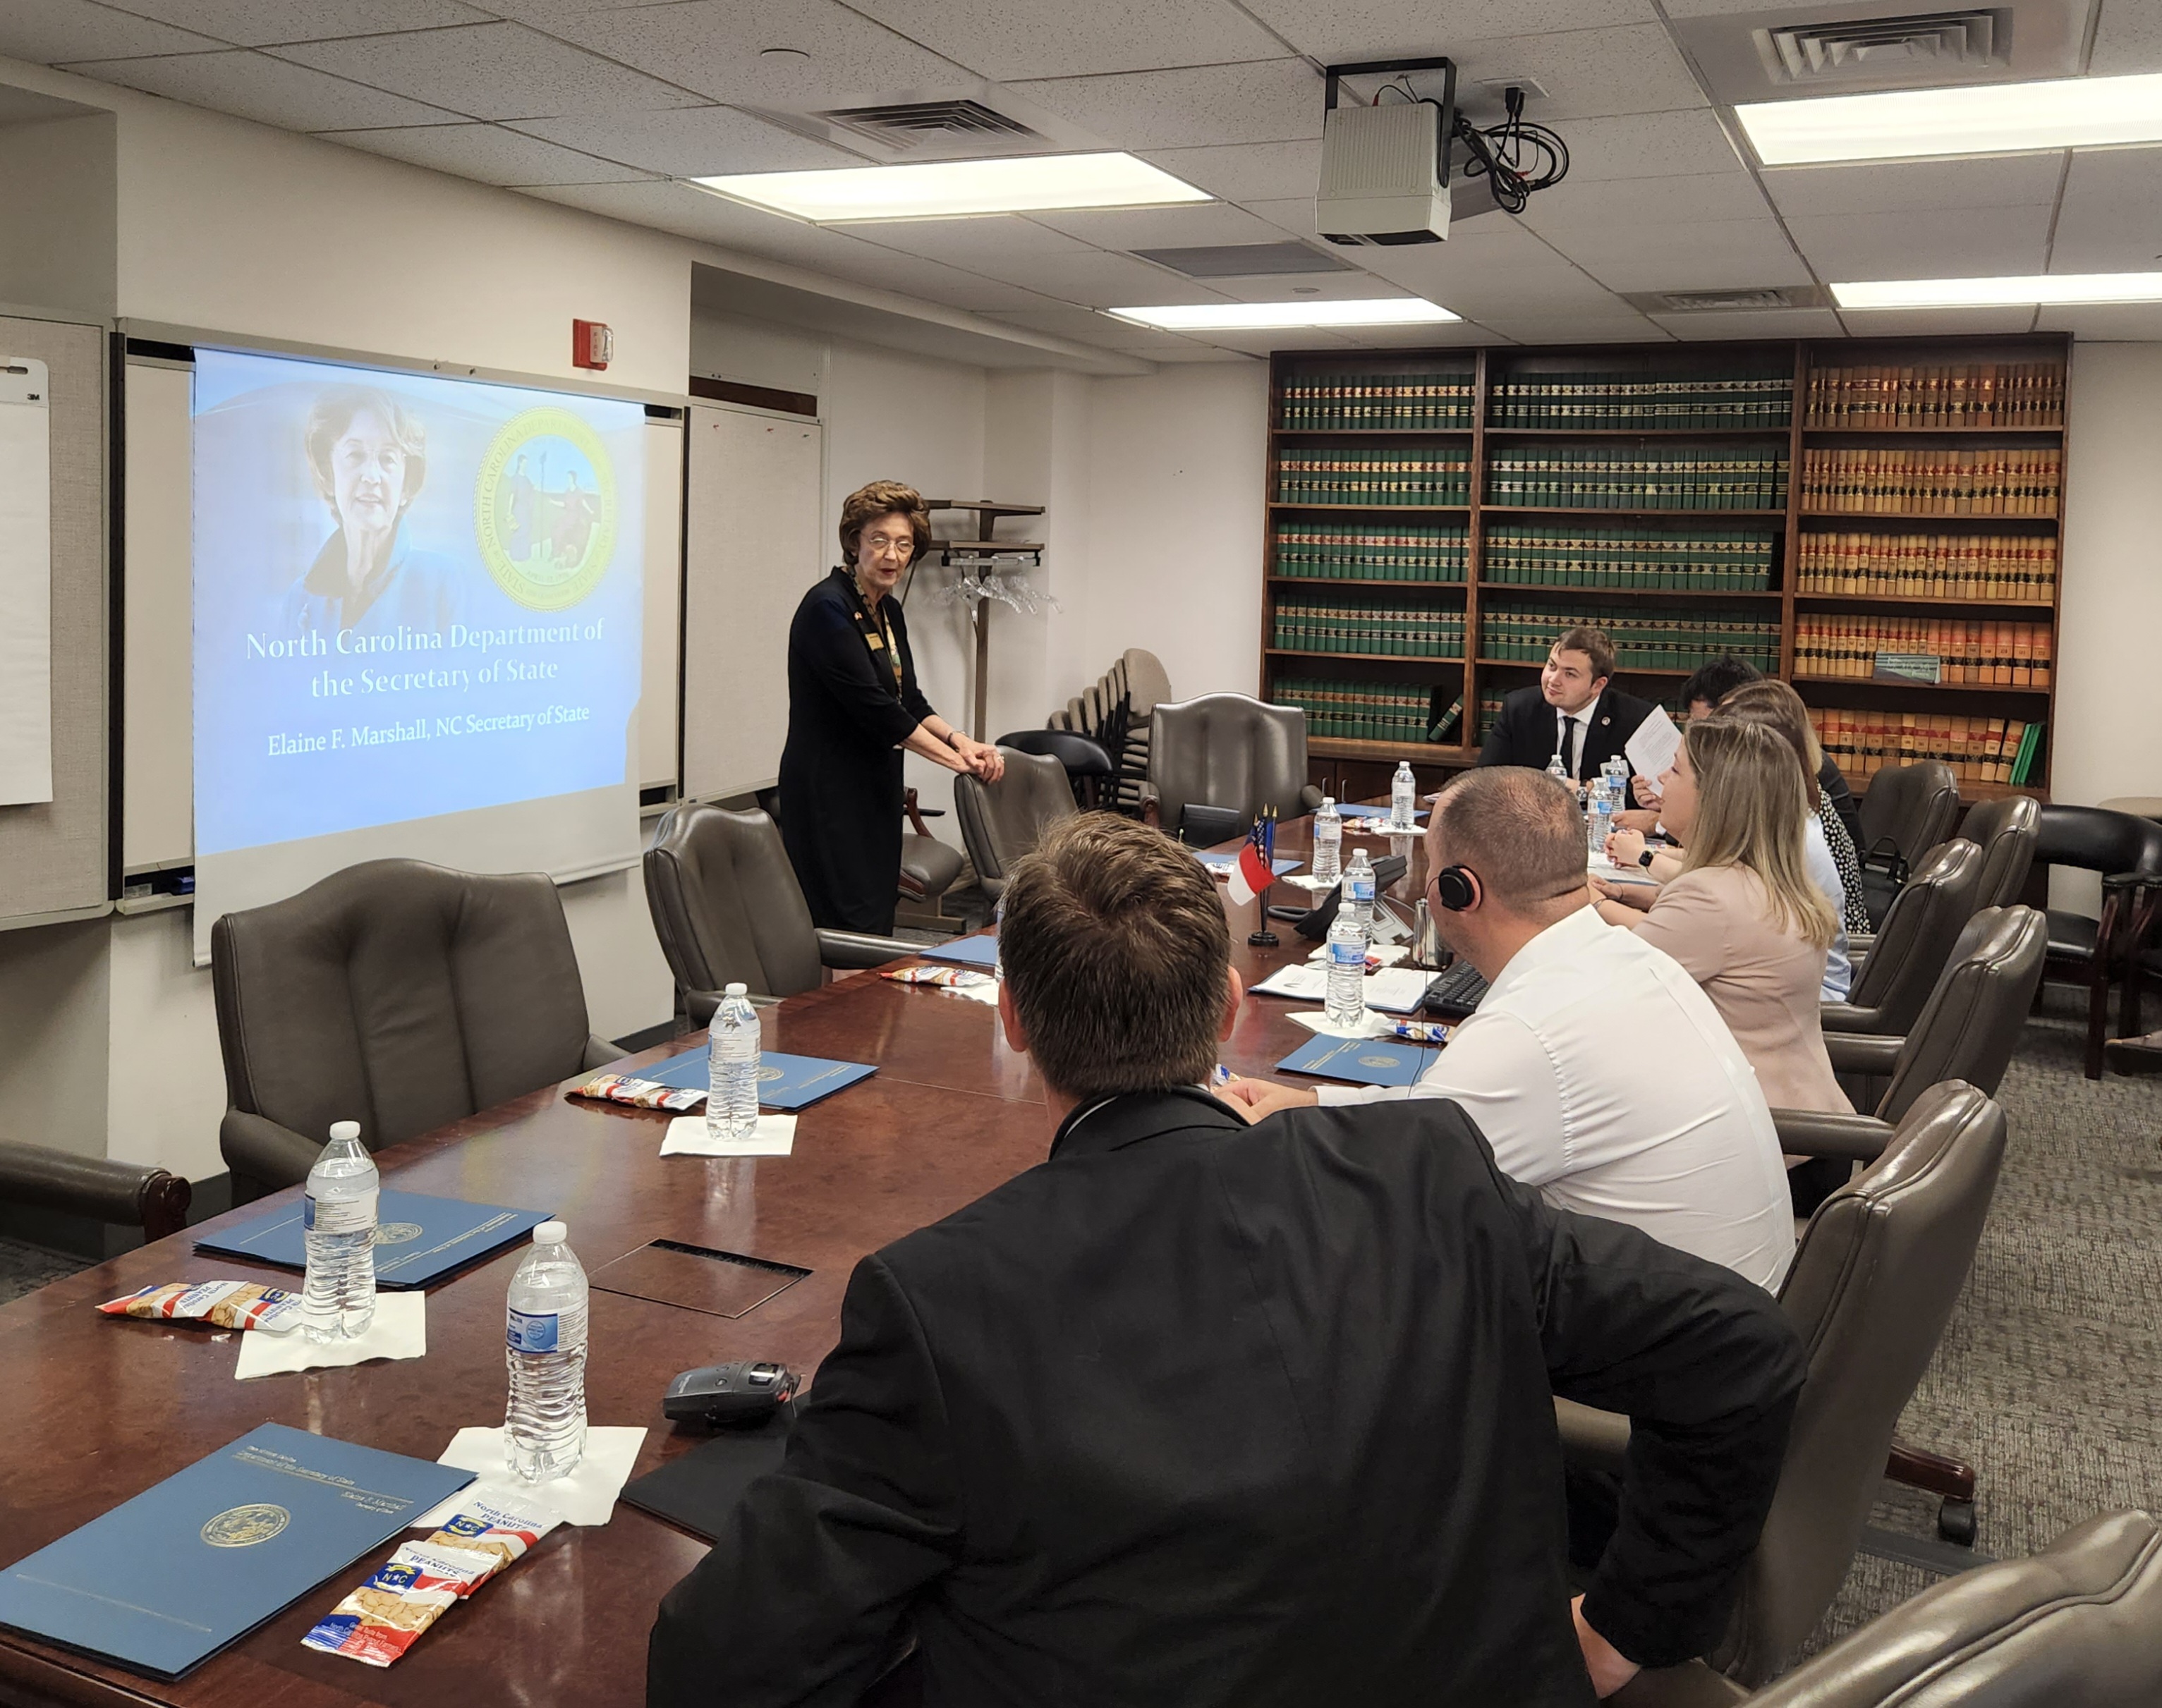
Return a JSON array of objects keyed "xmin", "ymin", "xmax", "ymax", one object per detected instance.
[
  {"xmin": 1833, "ymin": 272, "xmax": 2162, "ymax": 309},
  {"xmin": 1738, "ymin": 70, "xmax": 2162, "ymax": 165},
  {"xmin": 1107, "ymin": 299, "xmax": 1461, "ymax": 331},
  {"xmin": 689, "ymin": 152, "xmax": 1209, "ymax": 221}
]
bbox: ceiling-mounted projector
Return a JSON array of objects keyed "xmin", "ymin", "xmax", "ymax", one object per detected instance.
[{"xmin": 1316, "ymin": 56, "xmax": 1568, "ymax": 246}]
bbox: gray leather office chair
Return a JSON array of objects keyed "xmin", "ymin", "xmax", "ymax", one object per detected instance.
[
  {"xmin": 897, "ymin": 790, "xmax": 966, "ymax": 913},
  {"xmin": 0, "ymin": 1144, "xmax": 190, "ymax": 1244},
  {"xmin": 1564, "ymin": 1082, "xmax": 2008, "ymax": 1698},
  {"xmin": 1146, "ymin": 693, "xmax": 1325, "ymax": 840},
  {"xmin": 213, "ymin": 860, "xmax": 620, "ymax": 1202},
  {"xmin": 1856, "ymin": 761, "xmax": 1960, "ymax": 926},
  {"xmin": 1961, "ymin": 795, "xmax": 2041, "ymax": 911},
  {"xmin": 952, "ymin": 749, "xmax": 1076, "ymax": 903},
  {"xmin": 644, "ymin": 804, "xmax": 918, "ymax": 1025},
  {"xmin": 1823, "ymin": 840, "xmax": 1982, "ymax": 1037},
  {"xmin": 1738, "ymin": 1509, "xmax": 2162, "ymax": 1707},
  {"xmin": 2032, "ymin": 805, "xmax": 2162, "ymax": 1078}
]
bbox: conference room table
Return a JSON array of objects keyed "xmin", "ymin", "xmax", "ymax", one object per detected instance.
[{"xmin": 0, "ymin": 808, "xmax": 1436, "ymax": 1708}]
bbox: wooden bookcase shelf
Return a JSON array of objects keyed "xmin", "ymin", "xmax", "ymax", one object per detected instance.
[{"xmin": 1263, "ymin": 336, "xmax": 2068, "ymax": 800}]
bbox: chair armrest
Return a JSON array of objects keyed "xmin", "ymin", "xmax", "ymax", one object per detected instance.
[
  {"xmin": 1299, "ymin": 784, "xmax": 1325, "ymax": 812},
  {"xmin": 1823, "ymin": 1032, "xmax": 1904, "ymax": 1076},
  {"xmin": 1819, "ymin": 1001, "xmax": 1886, "ymax": 1034},
  {"xmin": 1847, "ymin": 931, "xmax": 1876, "ymax": 960},
  {"xmin": 815, "ymin": 929, "xmax": 922, "ymax": 970},
  {"xmin": 684, "ymin": 987, "xmax": 784, "ymax": 1027},
  {"xmin": 1553, "ymin": 1397, "xmax": 1631, "ymax": 1476},
  {"xmin": 1770, "ymin": 1108, "xmax": 1896, "ymax": 1163},
  {"xmin": 0, "ymin": 1142, "xmax": 192, "ymax": 1240},
  {"xmin": 582, "ymin": 1035, "xmax": 622, "ymax": 1072},
  {"xmin": 220, "ymin": 1109, "xmax": 324, "ymax": 1195},
  {"xmin": 2102, "ymin": 870, "xmax": 2162, "ymax": 891}
]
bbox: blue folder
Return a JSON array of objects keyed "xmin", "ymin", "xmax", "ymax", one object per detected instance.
[
  {"xmin": 194, "ymin": 1190, "xmax": 550, "ymax": 1288},
  {"xmin": 1335, "ymin": 804, "xmax": 1428, "ymax": 823},
  {"xmin": 1275, "ymin": 1032, "xmax": 1437, "ymax": 1088},
  {"xmin": 641, "ymin": 1048, "xmax": 877, "ymax": 1110},
  {"xmin": 921, "ymin": 935, "xmax": 1000, "ymax": 968},
  {"xmin": 0, "ymin": 1423, "xmax": 473, "ymax": 1679}
]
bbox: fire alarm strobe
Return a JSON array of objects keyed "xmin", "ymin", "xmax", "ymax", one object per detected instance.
[{"xmin": 572, "ymin": 319, "xmax": 614, "ymax": 370}]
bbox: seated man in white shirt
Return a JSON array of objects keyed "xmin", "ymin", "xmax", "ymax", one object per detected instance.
[{"xmin": 1226, "ymin": 766, "xmax": 1796, "ymax": 1291}]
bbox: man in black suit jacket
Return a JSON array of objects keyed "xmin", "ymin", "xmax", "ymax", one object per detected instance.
[
  {"xmin": 1480, "ymin": 624, "xmax": 1656, "ymax": 802},
  {"xmin": 648, "ymin": 817, "xmax": 1806, "ymax": 1708}
]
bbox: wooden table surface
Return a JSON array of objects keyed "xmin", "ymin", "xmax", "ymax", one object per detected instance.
[{"xmin": 0, "ymin": 810, "xmax": 1432, "ymax": 1708}]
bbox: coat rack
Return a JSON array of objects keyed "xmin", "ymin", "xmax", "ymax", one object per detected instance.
[{"xmin": 921, "ymin": 499, "xmax": 1047, "ymax": 739}]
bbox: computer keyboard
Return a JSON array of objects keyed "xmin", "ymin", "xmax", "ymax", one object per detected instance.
[{"xmin": 1421, "ymin": 960, "xmax": 1489, "ymax": 1020}]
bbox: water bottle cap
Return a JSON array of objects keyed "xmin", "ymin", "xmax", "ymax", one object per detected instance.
[
  {"xmin": 1321, "ymin": 796, "xmax": 1335, "ymax": 809},
  {"xmin": 328, "ymin": 1121, "xmax": 360, "ymax": 1143},
  {"xmin": 534, "ymin": 1220, "xmax": 567, "ymax": 1244},
  {"xmin": 724, "ymin": 982, "xmax": 748, "ymax": 998}
]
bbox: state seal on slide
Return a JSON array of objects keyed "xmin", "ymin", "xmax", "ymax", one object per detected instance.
[{"xmin": 474, "ymin": 406, "xmax": 618, "ymax": 611}]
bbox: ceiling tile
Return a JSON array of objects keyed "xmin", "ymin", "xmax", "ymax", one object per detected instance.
[
  {"xmin": 1237, "ymin": 0, "xmax": 1656, "ymax": 62},
  {"xmin": 1835, "ymin": 306, "xmax": 2040, "ymax": 336},
  {"xmin": 1787, "ymin": 206, "xmax": 2055, "ymax": 283},
  {"xmin": 825, "ymin": 215, "xmax": 1094, "ymax": 265},
  {"xmin": 1207, "ymin": 269, "xmax": 1403, "ymax": 303},
  {"xmin": 1026, "ymin": 202, "xmax": 1292, "ymax": 250},
  {"xmin": 1464, "ymin": 313, "xmax": 1671, "ymax": 344},
  {"xmin": 100, "ymin": 0, "xmax": 487, "ymax": 45},
  {"xmin": 1351, "ymin": 225, "xmax": 1623, "ymax": 316},
  {"xmin": 1761, "ymin": 153, "xmax": 2067, "ymax": 219},
  {"xmin": 5, "ymin": 0, "xmax": 223, "ymax": 62},
  {"xmin": 523, "ymin": 178, "xmax": 900, "ymax": 267},
  {"xmin": 984, "ymin": 305, "xmax": 1133, "ymax": 340},
  {"xmin": 1342, "ymin": 321, "xmax": 1505, "ymax": 348},
  {"xmin": 272, "ymin": 21, "xmax": 702, "ymax": 120},
  {"xmin": 67, "ymin": 48, "xmax": 462, "ymax": 130},
  {"xmin": 949, "ymin": 247, "xmax": 1230, "ymax": 307},
  {"xmin": 1243, "ymin": 195, "xmax": 1323, "ymax": 241},
  {"xmin": 1007, "ymin": 59, "xmax": 1323, "ymax": 150},
  {"xmin": 1651, "ymin": 306, "xmax": 1845, "ymax": 340},
  {"xmin": 322, "ymin": 121, "xmax": 656, "ymax": 185},
  {"xmin": 2050, "ymin": 145, "xmax": 2162, "ymax": 271},
  {"xmin": 509, "ymin": 106, "xmax": 862, "ymax": 175},
  {"xmin": 536, "ymin": 0, "xmax": 970, "ymax": 110},
  {"xmin": 1134, "ymin": 343, "xmax": 1258, "ymax": 361},
  {"xmin": 1519, "ymin": 171, "xmax": 1771, "ymax": 233},
  {"xmin": 1550, "ymin": 108, "xmax": 1747, "ymax": 181},
  {"xmin": 1139, "ymin": 140, "xmax": 1320, "ymax": 203},
  {"xmin": 1437, "ymin": 23, "xmax": 1708, "ymax": 123},
  {"xmin": 849, "ymin": 0, "xmax": 1285, "ymax": 80},
  {"xmin": 1554, "ymin": 219, "xmax": 1813, "ymax": 294},
  {"xmin": 2090, "ymin": 0, "xmax": 2162, "ymax": 75},
  {"xmin": 1189, "ymin": 326, "xmax": 1362, "ymax": 355},
  {"xmin": 2036, "ymin": 303, "xmax": 2162, "ymax": 338}
]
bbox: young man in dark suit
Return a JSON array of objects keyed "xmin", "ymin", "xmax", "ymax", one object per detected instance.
[
  {"xmin": 648, "ymin": 816, "xmax": 1806, "ymax": 1708},
  {"xmin": 1479, "ymin": 624, "xmax": 1656, "ymax": 802}
]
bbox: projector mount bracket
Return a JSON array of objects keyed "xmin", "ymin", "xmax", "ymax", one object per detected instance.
[{"xmin": 1323, "ymin": 55, "xmax": 1568, "ymax": 216}]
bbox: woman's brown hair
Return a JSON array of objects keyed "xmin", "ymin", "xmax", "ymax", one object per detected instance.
[
  {"xmin": 1714, "ymin": 678, "xmax": 1824, "ymax": 811},
  {"xmin": 837, "ymin": 480, "xmax": 931, "ymax": 567},
  {"xmin": 1679, "ymin": 717, "xmax": 1839, "ymax": 951}
]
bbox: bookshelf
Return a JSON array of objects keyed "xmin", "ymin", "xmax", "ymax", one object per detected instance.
[{"xmin": 1262, "ymin": 336, "xmax": 2067, "ymax": 805}]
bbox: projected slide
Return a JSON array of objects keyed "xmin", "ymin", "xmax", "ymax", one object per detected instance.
[{"xmin": 191, "ymin": 349, "xmax": 645, "ymax": 858}]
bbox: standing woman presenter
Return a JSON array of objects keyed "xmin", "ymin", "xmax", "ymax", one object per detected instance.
[{"xmin": 779, "ymin": 480, "xmax": 1004, "ymax": 934}]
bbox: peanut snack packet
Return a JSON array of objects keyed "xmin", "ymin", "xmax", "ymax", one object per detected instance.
[
  {"xmin": 300, "ymin": 1541, "xmax": 496, "ymax": 1667},
  {"xmin": 422, "ymin": 1494, "xmax": 563, "ymax": 1574},
  {"xmin": 882, "ymin": 964, "xmax": 995, "ymax": 990},
  {"xmin": 97, "ymin": 1279, "xmax": 303, "ymax": 1333},
  {"xmin": 1390, "ymin": 1020, "xmax": 1453, "ymax": 1047},
  {"xmin": 571, "ymin": 1071, "xmax": 704, "ymax": 1111}
]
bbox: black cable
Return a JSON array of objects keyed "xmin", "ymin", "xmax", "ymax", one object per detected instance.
[{"xmin": 1452, "ymin": 85, "xmax": 1569, "ymax": 216}]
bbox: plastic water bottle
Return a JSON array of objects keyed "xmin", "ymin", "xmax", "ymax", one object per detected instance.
[
  {"xmin": 1545, "ymin": 752, "xmax": 1569, "ymax": 788},
  {"xmin": 1325, "ymin": 913, "xmax": 1366, "ymax": 1027},
  {"xmin": 505, "ymin": 1221, "xmax": 588, "ymax": 1484},
  {"xmin": 1390, "ymin": 762, "xmax": 1417, "ymax": 831},
  {"xmin": 707, "ymin": 982, "xmax": 761, "ymax": 1140},
  {"xmin": 1344, "ymin": 847, "xmax": 1377, "ymax": 942},
  {"xmin": 1586, "ymin": 779, "xmax": 1615, "ymax": 861},
  {"xmin": 301, "ymin": 1121, "xmax": 377, "ymax": 1343},
  {"xmin": 1312, "ymin": 797, "xmax": 1342, "ymax": 885}
]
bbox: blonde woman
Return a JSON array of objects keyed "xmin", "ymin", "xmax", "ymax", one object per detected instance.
[{"xmin": 1595, "ymin": 719, "xmax": 1850, "ymax": 1114}]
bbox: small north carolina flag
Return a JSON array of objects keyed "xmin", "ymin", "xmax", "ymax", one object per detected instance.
[{"xmin": 1226, "ymin": 822, "xmax": 1275, "ymax": 906}]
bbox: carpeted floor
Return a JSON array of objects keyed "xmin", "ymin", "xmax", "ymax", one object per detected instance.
[{"xmin": 4, "ymin": 986, "xmax": 2156, "ymax": 1659}]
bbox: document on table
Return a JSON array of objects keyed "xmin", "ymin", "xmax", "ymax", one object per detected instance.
[
  {"xmin": 1250, "ymin": 963, "xmax": 1434, "ymax": 1014},
  {"xmin": 1624, "ymin": 704, "xmax": 1681, "ymax": 788}
]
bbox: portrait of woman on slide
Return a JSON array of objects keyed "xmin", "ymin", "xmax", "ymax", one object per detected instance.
[{"xmin": 282, "ymin": 386, "xmax": 463, "ymax": 638}]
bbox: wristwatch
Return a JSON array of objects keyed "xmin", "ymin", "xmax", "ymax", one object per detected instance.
[{"xmin": 1636, "ymin": 849, "xmax": 1656, "ymax": 870}]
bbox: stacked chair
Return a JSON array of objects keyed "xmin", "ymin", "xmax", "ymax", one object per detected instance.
[{"xmin": 1041, "ymin": 647, "xmax": 1171, "ymax": 817}]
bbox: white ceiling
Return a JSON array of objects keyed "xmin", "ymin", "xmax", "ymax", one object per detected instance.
[{"xmin": 6, "ymin": 0, "xmax": 2162, "ymax": 363}]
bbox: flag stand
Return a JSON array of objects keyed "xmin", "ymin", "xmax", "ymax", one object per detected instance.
[{"xmin": 1248, "ymin": 809, "xmax": 1280, "ymax": 946}]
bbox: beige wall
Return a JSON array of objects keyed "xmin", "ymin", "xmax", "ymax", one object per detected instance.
[{"xmin": 0, "ymin": 111, "xmax": 115, "ymax": 319}]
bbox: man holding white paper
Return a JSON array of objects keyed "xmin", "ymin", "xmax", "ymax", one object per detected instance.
[{"xmin": 1476, "ymin": 626, "xmax": 1656, "ymax": 805}]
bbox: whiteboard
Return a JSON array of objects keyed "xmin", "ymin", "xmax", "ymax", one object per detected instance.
[
  {"xmin": 0, "ymin": 356, "xmax": 53, "ymax": 805},
  {"xmin": 119, "ymin": 354, "xmax": 688, "ymax": 872},
  {"xmin": 682, "ymin": 403, "xmax": 823, "ymax": 802}
]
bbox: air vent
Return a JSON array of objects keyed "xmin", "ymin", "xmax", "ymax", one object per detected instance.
[
  {"xmin": 1131, "ymin": 243, "xmax": 1352, "ymax": 279},
  {"xmin": 1755, "ymin": 9, "xmax": 2010, "ymax": 85},
  {"xmin": 815, "ymin": 99, "xmax": 1043, "ymax": 150},
  {"xmin": 1660, "ymin": 288, "xmax": 1800, "ymax": 312}
]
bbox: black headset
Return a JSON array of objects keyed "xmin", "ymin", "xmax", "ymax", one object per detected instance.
[{"xmin": 1432, "ymin": 864, "xmax": 1480, "ymax": 912}]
